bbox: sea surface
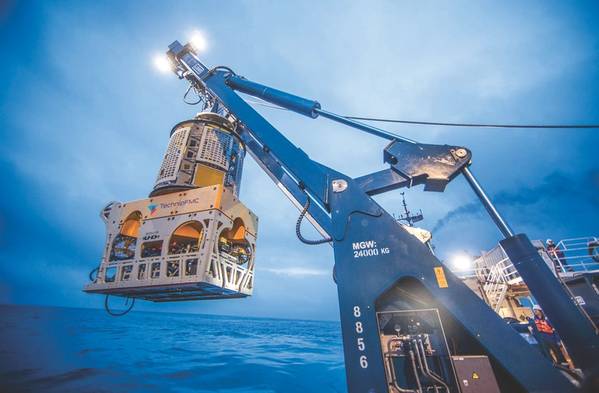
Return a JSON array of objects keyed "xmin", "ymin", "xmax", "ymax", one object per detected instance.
[{"xmin": 0, "ymin": 305, "xmax": 347, "ymax": 393}]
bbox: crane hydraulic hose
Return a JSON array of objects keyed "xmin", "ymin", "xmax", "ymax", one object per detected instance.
[
  {"xmin": 295, "ymin": 195, "xmax": 332, "ymax": 245},
  {"xmin": 416, "ymin": 339, "xmax": 451, "ymax": 392}
]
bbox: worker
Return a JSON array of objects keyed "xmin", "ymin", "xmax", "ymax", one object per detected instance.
[
  {"xmin": 530, "ymin": 305, "xmax": 566, "ymax": 365},
  {"xmin": 546, "ymin": 239, "xmax": 571, "ymax": 272}
]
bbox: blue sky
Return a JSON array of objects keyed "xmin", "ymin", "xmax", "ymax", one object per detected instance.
[{"xmin": 0, "ymin": 0, "xmax": 597, "ymax": 321}]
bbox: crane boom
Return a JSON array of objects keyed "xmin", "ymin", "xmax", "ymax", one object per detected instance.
[{"xmin": 160, "ymin": 39, "xmax": 598, "ymax": 392}]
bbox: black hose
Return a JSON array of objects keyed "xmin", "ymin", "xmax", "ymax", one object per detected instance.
[
  {"xmin": 209, "ymin": 66, "xmax": 236, "ymax": 76},
  {"xmin": 89, "ymin": 267, "xmax": 99, "ymax": 282},
  {"xmin": 183, "ymin": 85, "xmax": 203, "ymax": 105},
  {"xmin": 295, "ymin": 196, "xmax": 332, "ymax": 245},
  {"xmin": 104, "ymin": 295, "xmax": 135, "ymax": 317}
]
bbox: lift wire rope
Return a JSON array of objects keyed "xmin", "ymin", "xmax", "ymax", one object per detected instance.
[
  {"xmin": 244, "ymin": 98, "xmax": 599, "ymax": 129},
  {"xmin": 342, "ymin": 116, "xmax": 599, "ymax": 129}
]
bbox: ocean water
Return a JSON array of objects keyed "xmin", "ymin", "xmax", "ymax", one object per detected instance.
[{"xmin": 0, "ymin": 305, "xmax": 347, "ymax": 393}]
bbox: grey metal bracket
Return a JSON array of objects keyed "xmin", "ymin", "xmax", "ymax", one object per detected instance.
[{"xmin": 384, "ymin": 141, "xmax": 472, "ymax": 192}]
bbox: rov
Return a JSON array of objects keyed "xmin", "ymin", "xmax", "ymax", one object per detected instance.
[{"xmin": 84, "ymin": 112, "xmax": 258, "ymax": 305}]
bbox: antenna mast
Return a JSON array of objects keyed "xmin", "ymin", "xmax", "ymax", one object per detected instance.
[{"xmin": 397, "ymin": 192, "xmax": 424, "ymax": 227}]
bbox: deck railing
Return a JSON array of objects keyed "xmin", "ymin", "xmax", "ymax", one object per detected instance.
[
  {"xmin": 453, "ymin": 236, "xmax": 599, "ymax": 311},
  {"xmin": 549, "ymin": 237, "xmax": 599, "ymax": 276}
]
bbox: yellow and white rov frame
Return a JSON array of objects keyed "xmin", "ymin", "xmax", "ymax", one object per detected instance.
[{"xmin": 84, "ymin": 112, "xmax": 258, "ymax": 307}]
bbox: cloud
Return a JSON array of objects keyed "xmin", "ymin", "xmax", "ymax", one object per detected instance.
[
  {"xmin": 263, "ymin": 267, "xmax": 330, "ymax": 277},
  {"xmin": 432, "ymin": 169, "xmax": 599, "ymax": 234}
]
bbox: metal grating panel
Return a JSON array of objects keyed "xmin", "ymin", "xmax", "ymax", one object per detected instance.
[
  {"xmin": 155, "ymin": 127, "xmax": 189, "ymax": 184},
  {"xmin": 198, "ymin": 126, "xmax": 233, "ymax": 170}
]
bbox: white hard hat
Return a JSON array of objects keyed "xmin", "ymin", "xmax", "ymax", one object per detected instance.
[
  {"xmin": 546, "ymin": 239, "xmax": 554, "ymax": 245},
  {"xmin": 532, "ymin": 304, "xmax": 542, "ymax": 311}
]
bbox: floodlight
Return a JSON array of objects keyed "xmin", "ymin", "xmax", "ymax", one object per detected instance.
[
  {"xmin": 451, "ymin": 253, "xmax": 473, "ymax": 271},
  {"xmin": 189, "ymin": 30, "xmax": 208, "ymax": 52},
  {"xmin": 153, "ymin": 54, "xmax": 172, "ymax": 73}
]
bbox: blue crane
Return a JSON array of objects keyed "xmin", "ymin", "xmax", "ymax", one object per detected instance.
[{"xmin": 157, "ymin": 39, "xmax": 598, "ymax": 393}]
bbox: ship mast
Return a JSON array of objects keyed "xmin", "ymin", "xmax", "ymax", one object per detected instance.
[{"xmin": 397, "ymin": 192, "xmax": 424, "ymax": 227}]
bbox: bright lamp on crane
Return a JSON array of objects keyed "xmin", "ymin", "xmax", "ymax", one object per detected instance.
[
  {"xmin": 450, "ymin": 253, "xmax": 473, "ymax": 271},
  {"xmin": 153, "ymin": 54, "xmax": 172, "ymax": 73},
  {"xmin": 189, "ymin": 30, "xmax": 208, "ymax": 52}
]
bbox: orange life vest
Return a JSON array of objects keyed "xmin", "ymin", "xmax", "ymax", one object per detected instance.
[{"xmin": 535, "ymin": 317, "xmax": 554, "ymax": 334}]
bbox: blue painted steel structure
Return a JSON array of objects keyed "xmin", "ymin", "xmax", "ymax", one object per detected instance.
[{"xmin": 163, "ymin": 40, "xmax": 599, "ymax": 392}]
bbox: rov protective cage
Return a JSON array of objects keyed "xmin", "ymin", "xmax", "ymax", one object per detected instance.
[{"xmin": 84, "ymin": 112, "xmax": 259, "ymax": 304}]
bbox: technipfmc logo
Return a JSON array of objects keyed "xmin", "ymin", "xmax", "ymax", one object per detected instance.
[{"xmin": 147, "ymin": 203, "xmax": 158, "ymax": 216}]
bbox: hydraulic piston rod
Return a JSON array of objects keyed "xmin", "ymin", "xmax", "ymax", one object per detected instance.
[
  {"xmin": 461, "ymin": 166, "xmax": 514, "ymax": 239},
  {"xmin": 225, "ymin": 75, "xmax": 321, "ymax": 118}
]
